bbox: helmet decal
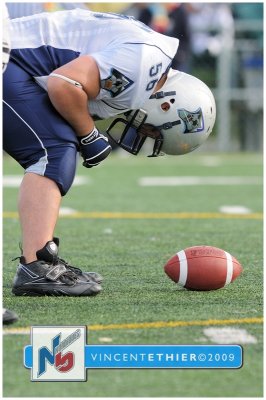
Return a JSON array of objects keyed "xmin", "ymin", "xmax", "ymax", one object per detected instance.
[
  {"xmin": 178, "ymin": 108, "xmax": 204, "ymax": 133},
  {"xmin": 101, "ymin": 68, "xmax": 133, "ymax": 98}
]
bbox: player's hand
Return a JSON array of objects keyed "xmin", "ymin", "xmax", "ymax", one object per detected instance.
[{"xmin": 78, "ymin": 127, "xmax": 112, "ymax": 168}]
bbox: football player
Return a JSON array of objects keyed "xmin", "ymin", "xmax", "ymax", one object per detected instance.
[
  {"xmin": 2, "ymin": 3, "xmax": 19, "ymax": 324},
  {"xmin": 3, "ymin": 9, "xmax": 216, "ymax": 297}
]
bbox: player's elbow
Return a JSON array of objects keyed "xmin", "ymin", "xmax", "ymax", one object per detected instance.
[
  {"xmin": 47, "ymin": 75, "xmax": 82, "ymax": 111},
  {"xmin": 47, "ymin": 75, "xmax": 67, "ymax": 99}
]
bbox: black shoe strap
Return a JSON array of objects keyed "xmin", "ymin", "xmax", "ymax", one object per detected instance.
[{"xmin": 46, "ymin": 264, "xmax": 68, "ymax": 281}]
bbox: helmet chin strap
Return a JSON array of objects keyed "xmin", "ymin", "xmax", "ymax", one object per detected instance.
[
  {"xmin": 148, "ymin": 133, "xmax": 164, "ymax": 157},
  {"xmin": 157, "ymin": 120, "xmax": 181, "ymax": 130},
  {"xmin": 149, "ymin": 90, "xmax": 176, "ymax": 99}
]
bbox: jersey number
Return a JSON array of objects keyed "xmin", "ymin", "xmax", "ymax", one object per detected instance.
[{"xmin": 146, "ymin": 63, "xmax": 162, "ymax": 91}]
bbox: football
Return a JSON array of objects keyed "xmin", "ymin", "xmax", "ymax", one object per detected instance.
[{"xmin": 164, "ymin": 245, "xmax": 242, "ymax": 291}]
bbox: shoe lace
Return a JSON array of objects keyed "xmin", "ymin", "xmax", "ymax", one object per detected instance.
[{"xmin": 60, "ymin": 270, "xmax": 78, "ymax": 285}]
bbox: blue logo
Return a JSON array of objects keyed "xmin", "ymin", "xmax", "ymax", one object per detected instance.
[{"xmin": 38, "ymin": 329, "xmax": 81, "ymax": 377}]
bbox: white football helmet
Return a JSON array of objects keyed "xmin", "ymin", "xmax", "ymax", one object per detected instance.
[{"xmin": 106, "ymin": 69, "xmax": 216, "ymax": 157}]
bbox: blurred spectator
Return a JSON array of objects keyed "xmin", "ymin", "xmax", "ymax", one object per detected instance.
[
  {"xmin": 182, "ymin": 3, "xmax": 234, "ymax": 88},
  {"xmin": 124, "ymin": 3, "xmax": 191, "ymax": 72},
  {"xmin": 123, "ymin": 3, "xmax": 153, "ymax": 26},
  {"xmin": 164, "ymin": 3, "xmax": 192, "ymax": 72},
  {"xmin": 231, "ymin": 3, "xmax": 263, "ymax": 150},
  {"xmin": 7, "ymin": 2, "xmax": 88, "ymax": 19},
  {"xmin": 137, "ymin": 4, "xmax": 152, "ymax": 26},
  {"xmin": 123, "ymin": 3, "xmax": 169, "ymax": 32},
  {"xmin": 148, "ymin": 3, "xmax": 169, "ymax": 33},
  {"xmin": 187, "ymin": 3, "xmax": 234, "ymax": 57},
  {"xmin": 88, "ymin": 3, "xmax": 128, "ymax": 14}
]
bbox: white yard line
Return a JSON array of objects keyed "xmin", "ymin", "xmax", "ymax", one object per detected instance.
[
  {"xmin": 139, "ymin": 176, "xmax": 262, "ymax": 186},
  {"xmin": 3, "ymin": 175, "xmax": 90, "ymax": 187},
  {"xmin": 203, "ymin": 327, "xmax": 257, "ymax": 344},
  {"xmin": 219, "ymin": 205, "xmax": 252, "ymax": 214},
  {"xmin": 59, "ymin": 207, "xmax": 78, "ymax": 216}
]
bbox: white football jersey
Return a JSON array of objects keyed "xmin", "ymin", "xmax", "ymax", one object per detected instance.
[
  {"xmin": 2, "ymin": 3, "xmax": 11, "ymax": 72},
  {"xmin": 9, "ymin": 9, "xmax": 179, "ymax": 118}
]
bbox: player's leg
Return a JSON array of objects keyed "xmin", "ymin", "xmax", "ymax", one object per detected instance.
[
  {"xmin": 3, "ymin": 60, "xmax": 77, "ymax": 261},
  {"xmin": 3, "ymin": 61, "xmax": 102, "ymax": 296},
  {"xmin": 18, "ymin": 173, "xmax": 61, "ymax": 263}
]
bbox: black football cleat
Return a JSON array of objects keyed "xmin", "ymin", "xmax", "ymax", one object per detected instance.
[
  {"xmin": 3, "ymin": 308, "xmax": 18, "ymax": 324},
  {"xmin": 12, "ymin": 240, "xmax": 102, "ymax": 296},
  {"xmin": 12, "ymin": 259, "xmax": 102, "ymax": 296},
  {"xmin": 38, "ymin": 238, "xmax": 103, "ymax": 284}
]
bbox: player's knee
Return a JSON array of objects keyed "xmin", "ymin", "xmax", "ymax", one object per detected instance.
[
  {"xmin": 55, "ymin": 170, "xmax": 76, "ymax": 196},
  {"xmin": 39, "ymin": 145, "xmax": 78, "ymax": 196},
  {"xmin": 53, "ymin": 147, "xmax": 78, "ymax": 196}
]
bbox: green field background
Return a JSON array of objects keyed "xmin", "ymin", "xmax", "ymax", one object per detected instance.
[{"xmin": 3, "ymin": 152, "xmax": 263, "ymax": 397}]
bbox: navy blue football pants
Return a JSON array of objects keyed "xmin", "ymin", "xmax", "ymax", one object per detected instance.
[{"xmin": 3, "ymin": 61, "xmax": 79, "ymax": 195}]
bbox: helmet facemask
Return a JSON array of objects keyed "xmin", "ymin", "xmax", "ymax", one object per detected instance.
[{"xmin": 106, "ymin": 109, "xmax": 165, "ymax": 157}]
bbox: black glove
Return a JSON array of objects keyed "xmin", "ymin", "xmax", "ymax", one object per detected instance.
[{"xmin": 78, "ymin": 127, "xmax": 112, "ymax": 168}]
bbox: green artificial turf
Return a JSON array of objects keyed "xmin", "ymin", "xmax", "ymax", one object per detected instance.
[{"xmin": 2, "ymin": 152, "xmax": 263, "ymax": 397}]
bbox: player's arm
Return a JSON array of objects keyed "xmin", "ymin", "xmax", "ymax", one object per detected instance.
[
  {"xmin": 47, "ymin": 55, "xmax": 111, "ymax": 168},
  {"xmin": 47, "ymin": 55, "xmax": 99, "ymax": 135}
]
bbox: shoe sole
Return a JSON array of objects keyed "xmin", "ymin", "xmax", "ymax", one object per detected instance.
[{"xmin": 12, "ymin": 285, "xmax": 101, "ymax": 297}]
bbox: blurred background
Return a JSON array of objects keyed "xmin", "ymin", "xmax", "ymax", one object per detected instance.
[{"xmin": 6, "ymin": 2, "xmax": 263, "ymax": 152}]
